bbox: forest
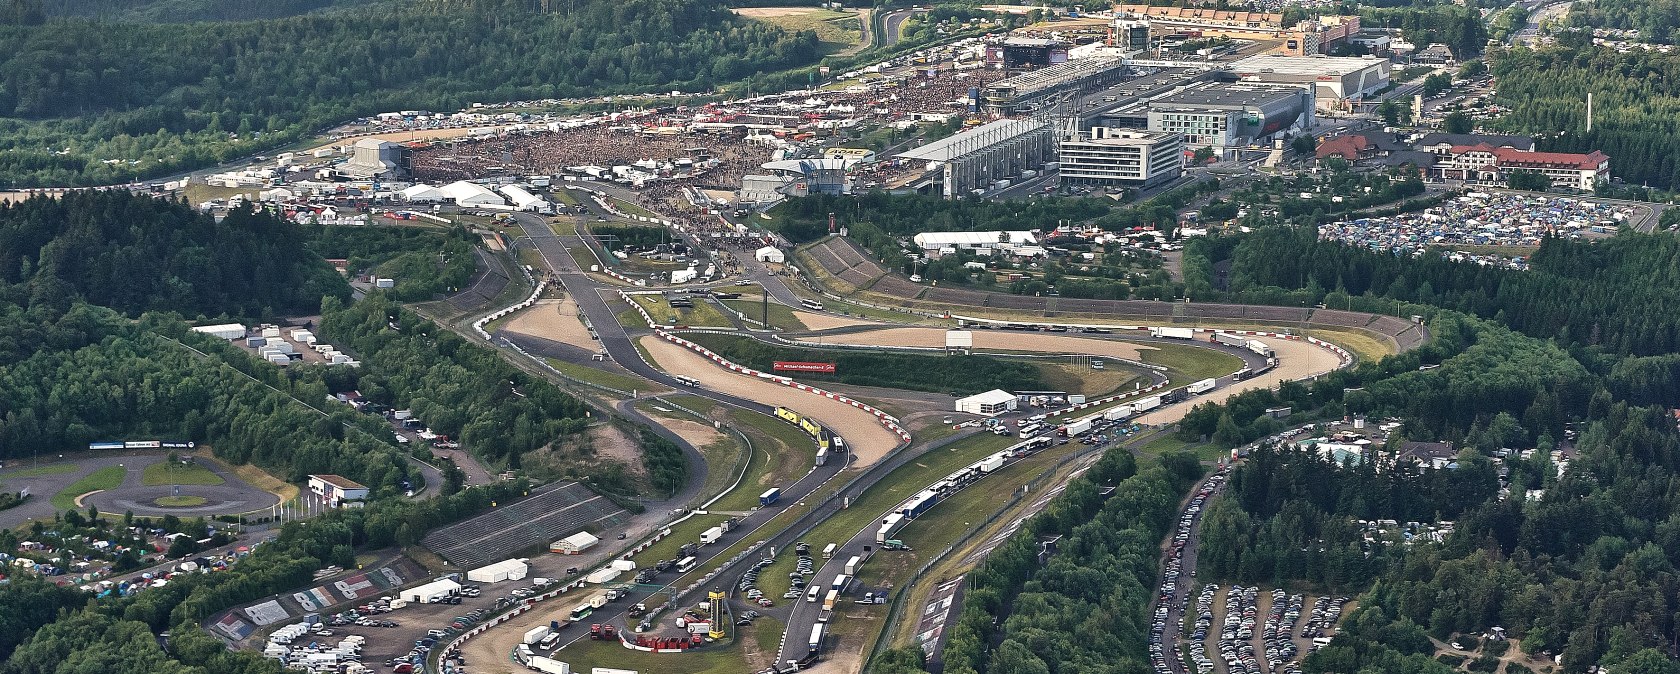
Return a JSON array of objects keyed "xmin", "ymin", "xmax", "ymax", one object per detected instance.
[
  {"xmin": 683, "ymin": 332, "xmax": 1051, "ymax": 395},
  {"xmin": 878, "ymin": 446, "xmax": 1206, "ymax": 674},
  {"xmin": 0, "ymin": 192, "xmax": 348, "ymax": 319},
  {"xmin": 0, "ymin": 0, "xmax": 821, "ymax": 186},
  {"xmin": 1568, "ymin": 0, "xmax": 1680, "ymax": 44},
  {"xmin": 303, "ymin": 224, "xmax": 477, "ymax": 302},
  {"xmin": 318, "ymin": 294, "xmax": 597, "ymax": 472},
  {"xmin": 1358, "ymin": 4, "xmax": 1488, "ymax": 56},
  {"xmin": 1489, "ymin": 44, "xmax": 1680, "ymax": 189}
]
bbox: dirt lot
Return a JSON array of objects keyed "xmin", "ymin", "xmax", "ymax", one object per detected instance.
[
  {"xmin": 504, "ymin": 298, "xmax": 597, "ymax": 351},
  {"xmin": 639, "ymin": 336, "xmax": 902, "ymax": 467},
  {"xmin": 1135, "ymin": 336, "xmax": 1340, "ymax": 426},
  {"xmin": 791, "ymin": 310, "xmax": 880, "ymax": 331},
  {"xmin": 793, "ymin": 327, "xmax": 1156, "ymax": 362}
]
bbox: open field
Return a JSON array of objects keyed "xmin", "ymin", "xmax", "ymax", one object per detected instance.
[
  {"xmin": 792, "ymin": 327, "xmax": 1157, "ymax": 363},
  {"xmin": 722, "ymin": 298, "xmax": 808, "ymax": 331},
  {"xmin": 709, "ymin": 409, "xmax": 818, "ymax": 513},
  {"xmin": 1308, "ymin": 327, "xmax": 1396, "ymax": 364},
  {"xmin": 505, "ymin": 297, "xmax": 600, "ymax": 351},
  {"xmin": 196, "ymin": 451, "xmax": 299, "ymax": 502},
  {"xmin": 1033, "ymin": 362, "xmax": 1145, "ymax": 397},
  {"xmin": 1139, "ymin": 341, "xmax": 1246, "ymax": 385},
  {"xmin": 53, "ymin": 466, "xmax": 125, "ymax": 510},
  {"xmin": 732, "ymin": 7, "xmax": 863, "ymax": 50},
  {"xmin": 639, "ymin": 336, "xmax": 901, "ymax": 467},
  {"xmin": 141, "ymin": 461, "xmax": 225, "ymax": 487},
  {"xmin": 631, "ymin": 295, "xmax": 734, "ymax": 328}
]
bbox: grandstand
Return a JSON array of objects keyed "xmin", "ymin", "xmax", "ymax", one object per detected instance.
[{"xmin": 421, "ymin": 482, "xmax": 629, "ymax": 568}]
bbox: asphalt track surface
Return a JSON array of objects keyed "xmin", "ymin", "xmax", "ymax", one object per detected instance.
[{"xmin": 0, "ymin": 453, "xmax": 278, "ymax": 528}]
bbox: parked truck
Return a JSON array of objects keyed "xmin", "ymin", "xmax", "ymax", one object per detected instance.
[
  {"xmin": 1212, "ymin": 332, "xmax": 1246, "ymax": 347},
  {"xmin": 808, "ymin": 623, "xmax": 826, "ymax": 655},
  {"xmin": 523, "ymin": 625, "xmax": 552, "ymax": 646},
  {"xmin": 1150, "ymin": 327, "xmax": 1195, "ymax": 340},
  {"xmin": 1246, "ymin": 339, "xmax": 1274, "ymax": 357},
  {"xmin": 759, "ymin": 488, "xmax": 781, "ymax": 506},
  {"xmin": 844, "ymin": 555, "xmax": 863, "ymax": 575},
  {"xmin": 700, "ymin": 526, "xmax": 725, "ymax": 545},
  {"xmin": 1187, "ymin": 378, "xmax": 1216, "ymax": 395}
]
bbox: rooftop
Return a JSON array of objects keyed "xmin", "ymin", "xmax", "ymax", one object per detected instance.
[
  {"xmin": 958, "ymin": 389, "xmax": 1017, "ymax": 405},
  {"xmin": 897, "ymin": 118, "xmax": 1049, "ymax": 162},
  {"xmin": 1231, "ymin": 54, "xmax": 1389, "ymax": 77},
  {"xmin": 1152, "ymin": 82, "xmax": 1305, "ymax": 110},
  {"xmin": 1417, "ymin": 133, "xmax": 1534, "ymax": 150},
  {"xmin": 310, "ymin": 474, "xmax": 367, "ymax": 491}
]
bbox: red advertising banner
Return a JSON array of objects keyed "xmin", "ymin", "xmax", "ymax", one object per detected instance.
[{"xmin": 773, "ymin": 361, "xmax": 837, "ymax": 373}]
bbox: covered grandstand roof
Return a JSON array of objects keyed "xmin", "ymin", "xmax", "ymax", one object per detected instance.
[
  {"xmin": 896, "ymin": 119, "xmax": 1049, "ymax": 162},
  {"xmin": 761, "ymin": 157, "xmax": 857, "ymax": 174}
]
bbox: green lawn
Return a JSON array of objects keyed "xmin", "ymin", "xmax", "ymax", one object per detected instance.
[
  {"xmin": 1138, "ymin": 434, "xmax": 1226, "ymax": 462},
  {"xmin": 554, "ymin": 627, "xmax": 745, "ymax": 674},
  {"xmin": 549, "ymin": 358, "xmax": 657, "ymax": 394},
  {"xmin": 155, "ymin": 495, "xmax": 209, "ymax": 507},
  {"xmin": 631, "ymin": 513, "xmax": 734, "ymax": 569},
  {"xmin": 1140, "ymin": 341, "xmax": 1246, "ymax": 385},
  {"xmin": 52, "ymin": 466, "xmax": 126, "ymax": 510},
  {"xmin": 141, "ymin": 461, "xmax": 225, "ymax": 487},
  {"xmin": 757, "ymin": 432, "xmax": 1018, "ymax": 600},
  {"xmin": 709, "ymin": 408, "xmax": 818, "ymax": 513},
  {"xmin": 1032, "ymin": 362, "xmax": 1144, "ymax": 397},
  {"xmin": 631, "ymin": 295, "xmax": 734, "ymax": 328},
  {"xmin": 722, "ymin": 298, "xmax": 807, "ymax": 331},
  {"xmin": 609, "ymin": 197, "xmax": 659, "ymax": 219},
  {"xmin": 2, "ymin": 463, "xmax": 79, "ymax": 479}
]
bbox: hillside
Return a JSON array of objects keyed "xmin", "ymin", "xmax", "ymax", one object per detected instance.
[
  {"xmin": 0, "ymin": 191, "xmax": 349, "ymax": 318},
  {"xmin": 36, "ymin": 0, "xmax": 382, "ymax": 22},
  {"xmin": 0, "ymin": 0, "xmax": 822, "ymax": 187}
]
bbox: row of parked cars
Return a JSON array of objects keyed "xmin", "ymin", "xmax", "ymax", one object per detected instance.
[
  {"xmin": 737, "ymin": 554, "xmax": 778, "ymax": 610},
  {"xmin": 1149, "ymin": 467, "xmax": 1228, "ymax": 674},
  {"xmin": 1263, "ymin": 589, "xmax": 1304, "ymax": 674}
]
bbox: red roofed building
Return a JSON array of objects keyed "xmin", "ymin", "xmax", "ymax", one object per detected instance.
[{"xmin": 1433, "ymin": 144, "xmax": 1610, "ymax": 191}]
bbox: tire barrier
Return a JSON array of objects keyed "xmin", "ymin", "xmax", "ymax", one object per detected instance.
[{"xmin": 473, "ymin": 264, "xmax": 543, "ymax": 340}]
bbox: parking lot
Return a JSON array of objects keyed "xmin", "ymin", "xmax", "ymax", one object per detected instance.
[{"xmin": 1317, "ymin": 192, "xmax": 1643, "ymax": 269}]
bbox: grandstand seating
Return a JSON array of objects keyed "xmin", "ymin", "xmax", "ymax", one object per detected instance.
[
  {"xmin": 1307, "ymin": 309, "xmax": 1376, "ymax": 328},
  {"xmin": 421, "ymin": 482, "xmax": 628, "ymax": 568}
]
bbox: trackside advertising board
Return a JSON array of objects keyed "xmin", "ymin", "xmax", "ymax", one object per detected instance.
[{"xmin": 773, "ymin": 361, "xmax": 837, "ymax": 373}]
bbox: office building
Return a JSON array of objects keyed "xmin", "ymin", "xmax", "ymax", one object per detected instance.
[
  {"xmin": 1147, "ymin": 82, "xmax": 1313, "ymax": 157},
  {"xmin": 1060, "ymin": 128, "xmax": 1184, "ymax": 187}
]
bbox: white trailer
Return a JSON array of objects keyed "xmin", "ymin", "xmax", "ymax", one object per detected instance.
[
  {"xmin": 1212, "ymin": 332, "xmax": 1246, "ymax": 347},
  {"xmin": 979, "ymin": 454, "xmax": 1007, "ymax": 473},
  {"xmin": 1188, "ymin": 378, "xmax": 1216, "ymax": 395},
  {"xmin": 877, "ymin": 513, "xmax": 907, "ymax": 544},
  {"xmin": 1150, "ymin": 327, "xmax": 1195, "ymax": 340},
  {"xmin": 844, "ymin": 555, "xmax": 863, "ymax": 575},
  {"xmin": 1063, "ymin": 418, "xmax": 1093, "ymax": 436},
  {"xmin": 1133, "ymin": 395, "xmax": 1162, "ymax": 412},
  {"xmin": 700, "ymin": 525, "xmax": 725, "ymax": 545},
  {"xmin": 528, "ymin": 656, "xmax": 571, "ymax": 674},
  {"xmin": 523, "ymin": 625, "xmax": 552, "ymax": 645},
  {"xmin": 1104, "ymin": 405, "xmax": 1134, "ymax": 422},
  {"xmin": 1246, "ymin": 339, "xmax": 1275, "ymax": 357}
]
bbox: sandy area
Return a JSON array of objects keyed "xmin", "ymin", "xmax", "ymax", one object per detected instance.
[
  {"xmin": 639, "ymin": 336, "xmax": 902, "ymax": 467},
  {"xmin": 792, "ymin": 310, "xmax": 880, "ymax": 332},
  {"xmin": 504, "ymin": 298, "xmax": 597, "ymax": 351},
  {"xmin": 732, "ymin": 6, "xmax": 825, "ymax": 16},
  {"xmin": 795, "ymin": 327, "xmax": 1156, "ymax": 361},
  {"xmin": 1134, "ymin": 336, "xmax": 1341, "ymax": 426},
  {"xmin": 653, "ymin": 416, "xmax": 727, "ymax": 451},
  {"xmin": 587, "ymin": 424, "xmax": 644, "ymax": 470}
]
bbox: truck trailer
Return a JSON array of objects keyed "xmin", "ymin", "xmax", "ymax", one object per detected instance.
[
  {"xmin": 1150, "ymin": 327, "xmax": 1195, "ymax": 340},
  {"xmin": 700, "ymin": 526, "xmax": 725, "ymax": 545},
  {"xmin": 1187, "ymin": 378, "xmax": 1216, "ymax": 395},
  {"xmin": 1246, "ymin": 339, "xmax": 1274, "ymax": 357},
  {"xmin": 1212, "ymin": 332, "xmax": 1246, "ymax": 347},
  {"xmin": 759, "ymin": 488, "xmax": 781, "ymax": 506}
]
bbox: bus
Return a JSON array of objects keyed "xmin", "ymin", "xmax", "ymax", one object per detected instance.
[
  {"xmin": 800, "ymin": 298, "xmax": 824, "ymax": 311},
  {"xmin": 806, "ymin": 584, "xmax": 822, "ymax": 603},
  {"xmin": 676, "ymin": 556, "xmax": 698, "ymax": 573},
  {"xmin": 673, "ymin": 375, "xmax": 700, "ymax": 387},
  {"xmin": 822, "ymin": 543, "xmax": 838, "ymax": 559}
]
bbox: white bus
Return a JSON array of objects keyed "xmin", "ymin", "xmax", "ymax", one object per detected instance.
[
  {"xmin": 799, "ymin": 298, "xmax": 824, "ymax": 311},
  {"xmin": 676, "ymin": 556, "xmax": 698, "ymax": 573}
]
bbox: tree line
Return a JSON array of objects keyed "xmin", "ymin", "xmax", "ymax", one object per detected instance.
[{"xmin": 0, "ymin": 0, "xmax": 821, "ymax": 186}]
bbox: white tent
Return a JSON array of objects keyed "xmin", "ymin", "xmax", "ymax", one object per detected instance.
[
  {"xmin": 400, "ymin": 184, "xmax": 447, "ymax": 203},
  {"xmin": 755, "ymin": 246, "xmax": 785, "ymax": 263},
  {"xmin": 440, "ymin": 181, "xmax": 505, "ymax": 206},
  {"xmin": 401, "ymin": 578, "xmax": 461, "ymax": 604},
  {"xmin": 955, "ymin": 389, "xmax": 1017, "ymax": 416}
]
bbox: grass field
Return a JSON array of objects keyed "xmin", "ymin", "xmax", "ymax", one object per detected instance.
[
  {"xmin": 1033, "ymin": 362, "xmax": 1144, "ymax": 397},
  {"xmin": 52, "ymin": 466, "xmax": 126, "ymax": 510},
  {"xmin": 196, "ymin": 451, "xmax": 298, "ymax": 502},
  {"xmin": 710, "ymin": 408, "xmax": 818, "ymax": 512},
  {"xmin": 609, "ymin": 197, "xmax": 659, "ymax": 219},
  {"xmin": 631, "ymin": 295, "xmax": 734, "ymax": 328},
  {"xmin": 3, "ymin": 463, "xmax": 79, "ymax": 479},
  {"xmin": 1140, "ymin": 342, "xmax": 1246, "ymax": 385},
  {"xmin": 549, "ymin": 358, "xmax": 655, "ymax": 394},
  {"xmin": 555, "ymin": 629, "xmax": 746, "ymax": 674},
  {"xmin": 722, "ymin": 298, "xmax": 807, "ymax": 331},
  {"xmin": 1140, "ymin": 434, "xmax": 1224, "ymax": 461},
  {"xmin": 733, "ymin": 7, "xmax": 862, "ymax": 52},
  {"xmin": 155, "ymin": 495, "xmax": 209, "ymax": 507},
  {"xmin": 756, "ymin": 432, "xmax": 1017, "ymax": 601},
  {"xmin": 1309, "ymin": 327, "xmax": 1396, "ymax": 364},
  {"xmin": 141, "ymin": 461, "xmax": 225, "ymax": 487}
]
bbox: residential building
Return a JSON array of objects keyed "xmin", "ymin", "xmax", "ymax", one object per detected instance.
[{"xmin": 1433, "ymin": 145, "xmax": 1611, "ymax": 190}]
